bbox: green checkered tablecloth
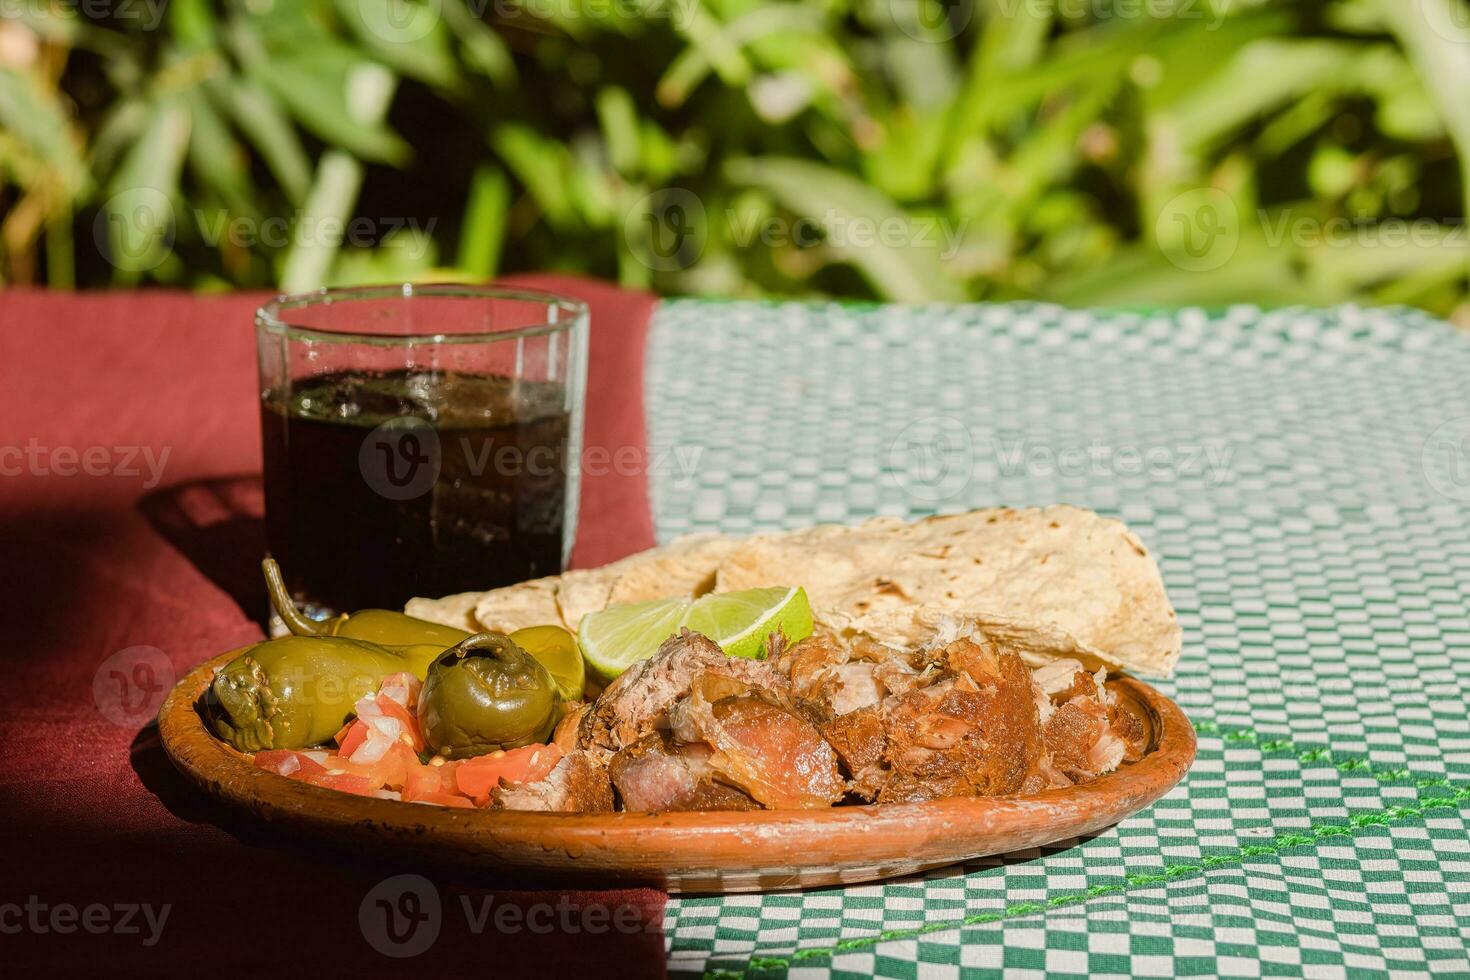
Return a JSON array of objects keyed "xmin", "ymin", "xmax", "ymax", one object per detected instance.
[{"xmin": 641, "ymin": 300, "xmax": 1470, "ymax": 978}]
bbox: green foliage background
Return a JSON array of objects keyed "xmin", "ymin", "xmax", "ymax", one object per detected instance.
[{"xmin": 1, "ymin": 0, "xmax": 1468, "ymax": 320}]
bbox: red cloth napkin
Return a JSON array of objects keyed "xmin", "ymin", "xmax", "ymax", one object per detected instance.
[{"xmin": 0, "ymin": 277, "xmax": 667, "ymax": 977}]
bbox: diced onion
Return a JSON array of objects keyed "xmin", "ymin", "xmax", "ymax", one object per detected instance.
[
  {"xmin": 368, "ymin": 715, "xmax": 402, "ymax": 741},
  {"xmin": 350, "ymin": 731, "xmax": 392, "ymax": 764},
  {"xmin": 379, "ymin": 673, "xmax": 421, "ymax": 709}
]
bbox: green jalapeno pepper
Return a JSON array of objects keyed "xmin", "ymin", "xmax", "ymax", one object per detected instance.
[
  {"xmin": 419, "ymin": 633, "xmax": 559, "ymax": 759},
  {"xmin": 209, "ymin": 634, "xmax": 411, "ymax": 752},
  {"xmin": 508, "ymin": 625, "xmax": 586, "ymax": 702},
  {"xmin": 263, "ymin": 558, "xmax": 471, "ymax": 649}
]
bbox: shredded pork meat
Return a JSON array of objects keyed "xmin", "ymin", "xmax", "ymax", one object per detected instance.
[
  {"xmin": 609, "ymin": 734, "xmax": 760, "ymax": 812},
  {"xmin": 492, "ymin": 751, "xmax": 615, "ymax": 812},
  {"xmin": 518, "ymin": 625, "xmax": 1150, "ymax": 813},
  {"xmin": 667, "ymin": 673, "xmax": 845, "ymax": 808},
  {"xmin": 578, "ymin": 629, "xmax": 787, "ymax": 763}
]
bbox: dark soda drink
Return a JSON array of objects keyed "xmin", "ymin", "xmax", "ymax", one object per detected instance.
[{"xmin": 261, "ymin": 369, "xmax": 571, "ymax": 613}]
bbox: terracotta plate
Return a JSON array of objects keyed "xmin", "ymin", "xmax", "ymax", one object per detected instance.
[{"xmin": 159, "ymin": 649, "xmax": 1196, "ymax": 894}]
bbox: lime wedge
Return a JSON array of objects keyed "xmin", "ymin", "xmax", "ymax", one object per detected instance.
[
  {"xmin": 578, "ymin": 596, "xmax": 691, "ymax": 682},
  {"xmin": 577, "ymin": 587, "xmax": 814, "ymax": 680},
  {"xmin": 680, "ymin": 586, "xmax": 813, "ymax": 660}
]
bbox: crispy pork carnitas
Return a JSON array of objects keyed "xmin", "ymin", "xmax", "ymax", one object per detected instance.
[{"xmin": 491, "ymin": 628, "xmax": 1147, "ymax": 813}]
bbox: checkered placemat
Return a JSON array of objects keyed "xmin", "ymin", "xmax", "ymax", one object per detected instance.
[{"xmin": 641, "ymin": 300, "xmax": 1470, "ymax": 978}]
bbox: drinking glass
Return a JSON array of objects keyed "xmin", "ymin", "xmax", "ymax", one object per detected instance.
[{"xmin": 255, "ymin": 284, "xmax": 588, "ymax": 617}]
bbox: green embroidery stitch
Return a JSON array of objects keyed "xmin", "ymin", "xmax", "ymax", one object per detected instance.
[
  {"xmin": 1192, "ymin": 720, "xmax": 1463, "ymax": 792},
  {"xmin": 695, "ymin": 722, "xmax": 1470, "ymax": 980}
]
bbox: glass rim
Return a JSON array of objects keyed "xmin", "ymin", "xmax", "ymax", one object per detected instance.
[{"xmin": 255, "ymin": 283, "xmax": 589, "ymax": 346}]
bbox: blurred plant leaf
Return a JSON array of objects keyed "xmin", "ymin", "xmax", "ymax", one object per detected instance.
[
  {"xmin": 638, "ymin": 119, "xmax": 682, "ymax": 184},
  {"xmin": 205, "ymin": 77, "xmax": 313, "ymax": 205},
  {"xmin": 89, "ymin": 99, "xmax": 151, "ymax": 184},
  {"xmin": 279, "ymin": 72, "xmax": 398, "ymax": 291},
  {"xmin": 253, "ymin": 54, "xmax": 410, "ymax": 165},
  {"xmin": 949, "ymin": 15, "xmax": 1165, "ymax": 150},
  {"xmin": 882, "ymin": 34, "xmax": 959, "ymax": 110},
  {"xmin": 11, "ymin": 3, "xmax": 133, "ymax": 60},
  {"xmin": 103, "ymin": 99, "xmax": 191, "ymax": 282},
  {"xmin": 493, "ymin": 123, "xmax": 579, "ymax": 229},
  {"xmin": 597, "ymin": 87, "xmax": 642, "ymax": 176},
  {"xmin": 168, "ymin": 0, "xmax": 218, "ymax": 48},
  {"xmin": 568, "ymin": 135, "xmax": 621, "ymax": 227},
  {"xmin": 277, "ymin": 150, "xmax": 363, "ymax": 292},
  {"xmin": 183, "ymin": 89, "xmax": 257, "ymax": 219},
  {"xmin": 1379, "ymin": 0, "xmax": 1470, "ymax": 244},
  {"xmin": 110, "ymin": 101, "xmax": 190, "ymax": 196},
  {"xmin": 330, "ymin": 225, "xmax": 440, "ymax": 287},
  {"xmin": 1304, "ymin": 221, "xmax": 1470, "ymax": 295},
  {"xmin": 228, "ymin": 17, "xmax": 411, "ymax": 166},
  {"xmin": 865, "ymin": 107, "xmax": 948, "ymax": 203},
  {"xmin": 726, "ymin": 156, "xmax": 966, "ymax": 301},
  {"xmin": 456, "ymin": 163, "xmax": 510, "ymax": 279},
  {"xmin": 658, "ymin": 4, "xmax": 830, "ymax": 106},
  {"xmin": 440, "ymin": 0, "xmax": 515, "ymax": 88},
  {"xmin": 1163, "ymin": 40, "xmax": 1364, "ymax": 152},
  {"xmin": 0, "ymin": 67, "xmax": 88, "ymax": 197},
  {"xmin": 336, "ymin": 0, "xmax": 462, "ymax": 92},
  {"xmin": 1048, "ymin": 234, "xmax": 1314, "ymax": 308},
  {"xmin": 1, "ymin": 0, "xmax": 1465, "ymax": 314}
]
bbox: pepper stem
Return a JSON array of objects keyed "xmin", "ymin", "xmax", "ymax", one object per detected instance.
[
  {"xmin": 439, "ymin": 632, "xmax": 525, "ymax": 667},
  {"xmin": 261, "ymin": 558, "xmax": 342, "ymax": 637}
]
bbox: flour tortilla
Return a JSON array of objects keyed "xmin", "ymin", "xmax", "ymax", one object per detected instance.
[
  {"xmin": 407, "ymin": 533, "xmax": 739, "ymax": 636},
  {"xmin": 548, "ymin": 532, "xmax": 739, "ymax": 630},
  {"xmin": 714, "ymin": 506, "xmax": 1180, "ymax": 677},
  {"xmin": 406, "ymin": 506, "xmax": 1182, "ymax": 678},
  {"xmin": 404, "ymin": 590, "xmax": 484, "ymax": 632}
]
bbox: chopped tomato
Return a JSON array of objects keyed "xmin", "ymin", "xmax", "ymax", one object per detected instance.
[
  {"xmin": 339, "ymin": 742, "xmax": 418, "ymax": 791},
  {"xmin": 337, "ymin": 719, "xmax": 369, "ymax": 758},
  {"xmin": 402, "ymin": 764, "xmax": 443, "ymax": 802},
  {"xmin": 455, "ymin": 743, "xmax": 563, "ymax": 805},
  {"xmin": 402, "ymin": 760, "xmax": 473, "ymax": 806},
  {"xmin": 302, "ymin": 771, "xmax": 377, "ymax": 796},
  {"xmin": 521, "ymin": 744, "xmax": 562, "ymax": 783},
  {"xmin": 351, "ymin": 693, "xmax": 426, "ymax": 759},
  {"xmin": 257, "ymin": 749, "xmax": 374, "ymax": 795}
]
